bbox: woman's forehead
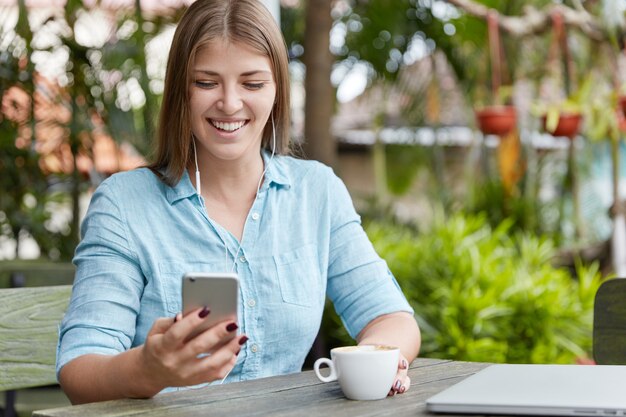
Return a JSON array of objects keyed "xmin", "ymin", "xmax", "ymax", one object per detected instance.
[{"xmin": 195, "ymin": 38, "xmax": 269, "ymax": 64}]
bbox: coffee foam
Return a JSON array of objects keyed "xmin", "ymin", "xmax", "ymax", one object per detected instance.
[{"xmin": 334, "ymin": 345, "xmax": 397, "ymax": 352}]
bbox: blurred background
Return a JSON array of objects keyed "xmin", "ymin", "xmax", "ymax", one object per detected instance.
[{"xmin": 2, "ymin": 0, "xmax": 626, "ymax": 371}]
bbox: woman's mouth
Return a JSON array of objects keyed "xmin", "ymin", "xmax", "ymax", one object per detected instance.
[{"xmin": 209, "ymin": 119, "xmax": 247, "ymax": 132}]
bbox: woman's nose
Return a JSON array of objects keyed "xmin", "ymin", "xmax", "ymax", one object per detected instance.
[{"xmin": 217, "ymin": 86, "xmax": 243, "ymax": 114}]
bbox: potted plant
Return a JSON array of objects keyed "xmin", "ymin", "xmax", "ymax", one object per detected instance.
[
  {"xmin": 475, "ymin": 85, "xmax": 517, "ymax": 136},
  {"xmin": 533, "ymin": 76, "xmax": 593, "ymax": 139},
  {"xmin": 540, "ymin": 103, "xmax": 583, "ymax": 139},
  {"xmin": 474, "ymin": 11, "xmax": 517, "ymax": 137},
  {"xmin": 531, "ymin": 10, "xmax": 587, "ymax": 140},
  {"xmin": 619, "ymin": 95, "xmax": 626, "ymax": 119},
  {"xmin": 475, "ymin": 104, "xmax": 517, "ymax": 136}
]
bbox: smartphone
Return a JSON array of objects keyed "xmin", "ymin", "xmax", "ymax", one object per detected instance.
[{"xmin": 181, "ymin": 272, "xmax": 239, "ymax": 341}]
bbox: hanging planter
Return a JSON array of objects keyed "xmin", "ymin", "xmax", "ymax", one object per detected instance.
[
  {"xmin": 619, "ymin": 96, "xmax": 626, "ymax": 119},
  {"xmin": 541, "ymin": 111, "xmax": 582, "ymax": 138},
  {"xmin": 619, "ymin": 110, "xmax": 626, "ymax": 133},
  {"xmin": 475, "ymin": 105, "xmax": 517, "ymax": 136},
  {"xmin": 474, "ymin": 12, "xmax": 517, "ymax": 137}
]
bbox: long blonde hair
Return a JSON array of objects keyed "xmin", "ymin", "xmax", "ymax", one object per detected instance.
[{"xmin": 149, "ymin": 0, "xmax": 291, "ymax": 186}]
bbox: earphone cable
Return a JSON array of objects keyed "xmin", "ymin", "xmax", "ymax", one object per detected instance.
[
  {"xmin": 228, "ymin": 112, "xmax": 276, "ymax": 272},
  {"xmin": 191, "ymin": 114, "xmax": 276, "ymax": 385},
  {"xmin": 220, "ymin": 113, "xmax": 276, "ymax": 384}
]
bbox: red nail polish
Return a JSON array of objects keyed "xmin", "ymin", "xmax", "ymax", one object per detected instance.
[
  {"xmin": 238, "ymin": 335, "xmax": 249, "ymax": 345},
  {"xmin": 235, "ymin": 348, "xmax": 241, "ymax": 355},
  {"xmin": 226, "ymin": 322, "xmax": 238, "ymax": 332},
  {"xmin": 198, "ymin": 306, "xmax": 210, "ymax": 318}
]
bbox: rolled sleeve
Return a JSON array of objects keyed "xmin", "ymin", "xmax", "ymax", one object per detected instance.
[
  {"xmin": 325, "ymin": 172, "xmax": 413, "ymax": 339},
  {"xmin": 56, "ymin": 181, "xmax": 144, "ymax": 379}
]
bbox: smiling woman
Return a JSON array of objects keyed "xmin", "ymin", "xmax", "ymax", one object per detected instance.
[{"xmin": 55, "ymin": 0, "xmax": 420, "ymax": 406}]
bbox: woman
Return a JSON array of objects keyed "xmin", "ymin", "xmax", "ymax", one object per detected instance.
[{"xmin": 57, "ymin": 0, "xmax": 420, "ymax": 404}]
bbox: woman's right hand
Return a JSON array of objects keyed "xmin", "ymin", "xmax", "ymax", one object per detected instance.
[{"xmin": 139, "ymin": 307, "xmax": 246, "ymax": 392}]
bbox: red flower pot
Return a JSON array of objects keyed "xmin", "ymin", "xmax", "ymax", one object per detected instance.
[
  {"xmin": 475, "ymin": 105, "xmax": 517, "ymax": 136},
  {"xmin": 619, "ymin": 96, "xmax": 626, "ymax": 119},
  {"xmin": 541, "ymin": 112, "xmax": 582, "ymax": 138}
]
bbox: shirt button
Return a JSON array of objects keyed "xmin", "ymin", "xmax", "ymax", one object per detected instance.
[
  {"xmin": 251, "ymin": 212, "xmax": 260, "ymax": 220},
  {"xmin": 247, "ymin": 299, "xmax": 256, "ymax": 307},
  {"xmin": 239, "ymin": 256, "xmax": 247, "ymax": 263},
  {"xmin": 250, "ymin": 344, "xmax": 258, "ymax": 353}
]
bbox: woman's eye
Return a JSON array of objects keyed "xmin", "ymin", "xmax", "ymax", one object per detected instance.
[
  {"xmin": 194, "ymin": 81, "xmax": 217, "ymax": 89},
  {"xmin": 244, "ymin": 82, "xmax": 265, "ymax": 90}
]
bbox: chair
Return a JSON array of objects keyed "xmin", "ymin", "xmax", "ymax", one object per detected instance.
[
  {"xmin": 0, "ymin": 285, "xmax": 72, "ymax": 417},
  {"xmin": 593, "ymin": 278, "xmax": 626, "ymax": 365},
  {"xmin": 0, "ymin": 261, "xmax": 75, "ymax": 288}
]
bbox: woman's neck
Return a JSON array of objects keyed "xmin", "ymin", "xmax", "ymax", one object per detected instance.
[{"xmin": 192, "ymin": 152, "xmax": 265, "ymax": 205}]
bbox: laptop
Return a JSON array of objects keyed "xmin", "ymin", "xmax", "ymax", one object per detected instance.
[{"xmin": 426, "ymin": 364, "xmax": 626, "ymax": 416}]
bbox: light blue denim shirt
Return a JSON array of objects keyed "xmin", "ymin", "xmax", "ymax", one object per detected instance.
[{"xmin": 56, "ymin": 151, "xmax": 413, "ymax": 388}]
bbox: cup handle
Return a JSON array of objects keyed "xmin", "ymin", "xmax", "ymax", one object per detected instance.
[{"xmin": 313, "ymin": 357, "xmax": 337, "ymax": 382}]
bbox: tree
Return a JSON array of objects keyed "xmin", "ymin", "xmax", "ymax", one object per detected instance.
[{"xmin": 303, "ymin": 0, "xmax": 336, "ymax": 167}]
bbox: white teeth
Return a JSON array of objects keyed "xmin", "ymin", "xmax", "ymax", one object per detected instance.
[{"xmin": 211, "ymin": 120, "xmax": 245, "ymax": 132}]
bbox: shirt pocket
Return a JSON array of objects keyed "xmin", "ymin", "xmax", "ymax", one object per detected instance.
[
  {"xmin": 273, "ymin": 243, "xmax": 321, "ymax": 307},
  {"xmin": 158, "ymin": 261, "xmax": 223, "ymax": 314}
]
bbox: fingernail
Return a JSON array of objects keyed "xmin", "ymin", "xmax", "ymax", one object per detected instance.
[
  {"xmin": 394, "ymin": 380, "xmax": 401, "ymax": 390},
  {"xmin": 173, "ymin": 315, "xmax": 178, "ymax": 323},
  {"xmin": 402, "ymin": 359, "xmax": 408, "ymax": 369},
  {"xmin": 235, "ymin": 348, "xmax": 241, "ymax": 356},
  {"xmin": 238, "ymin": 335, "xmax": 249, "ymax": 345},
  {"xmin": 399, "ymin": 385, "xmax": 406, "ymax": 393},
  {"xmin": 198, "ymin": 306, "xmax": 210, "ymax": 318},
  {"xmin": 226, "ymin": 322, "xmax": 238, "ymax": 332}
]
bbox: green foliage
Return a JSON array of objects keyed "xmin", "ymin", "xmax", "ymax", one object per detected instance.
[
  {"xmin": 0, "ymin": 128, "xmax": 73, "ymax": 260},
  {"xmin": 1, "ymin": 1, "xmax": 179, "ymax": 260},
  {"xmin": 340, "ymin": 0, "xmax": 421, "ymax": 80},
  {"xmin": 322, "ymin": 213, "xmax": 603, "ymax": 364},
  {"xmin": 385, "ymin": 144, "xmax": 427, "ymax": 195},
  {"xmin": 466, "ymin": 177, "xmax": 560, "ymax": 240},
  {"xmin": 281, "ymin": 4, "xmax": 305, "ymax": 59},
  {"xmin": 0, "ymin": 9, "xmax": 73, "ymax": 260}
]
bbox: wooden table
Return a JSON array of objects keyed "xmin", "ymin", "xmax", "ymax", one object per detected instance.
[{"xmin": 33, "ymin": 358, "xmax": 490, "ymax": 417}]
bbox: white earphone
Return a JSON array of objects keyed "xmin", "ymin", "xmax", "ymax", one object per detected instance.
[
  {"xmin": 192, "ymin": 113, "xmax": 277, "ymax": 272},
  {"xmin": 192, "ymin": 137, "xmax": 202, "ymax": 195}
]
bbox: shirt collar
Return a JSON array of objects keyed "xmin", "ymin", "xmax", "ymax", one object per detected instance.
[
  {"xmin": 165, "ymin": 170, "xmax": 197, "ymax": 204},
  {"xmin": 165, "ymin": 150, "xmax": 292, "ymax": 205},
  {"xmin": 262, "ymin": 149, "xmax": 291, "ymax": 189}
]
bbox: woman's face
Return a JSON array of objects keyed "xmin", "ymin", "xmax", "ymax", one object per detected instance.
[{"xmin": 189, "ymin": 39, "xmax": 276, "ymax": 165}]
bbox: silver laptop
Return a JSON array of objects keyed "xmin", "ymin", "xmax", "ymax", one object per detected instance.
[{"xmin": 426, "ymin": 364, "xmax": 626, "ymax": 416}]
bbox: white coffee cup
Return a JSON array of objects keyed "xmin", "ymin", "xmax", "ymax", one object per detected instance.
[{"xmin": 313, "ymin": 345, "xmax": 400, "ymax": 400}]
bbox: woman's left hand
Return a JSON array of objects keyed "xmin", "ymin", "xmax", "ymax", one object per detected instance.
[{"xmin": 388, "ymin": 354, "xmax": 411, "ymax": 396}]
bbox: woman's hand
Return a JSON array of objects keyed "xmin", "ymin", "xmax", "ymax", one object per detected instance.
[
  {"xmin": 139, "ymin": 307, "xmax": 246, "ymax": 392},
  {"xmin": 355, "ymin": 311, "xmax": 420, "ymax": 397},
  {"xmin": 388, "ymin": 354, "xmax": 411, "ymax": 396}
]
